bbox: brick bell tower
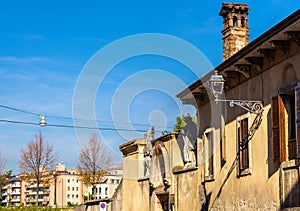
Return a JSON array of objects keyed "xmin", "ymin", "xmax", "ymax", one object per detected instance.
[{"xmin": 219, "ymin": 3, "xmax": 250, "ymax": 61}]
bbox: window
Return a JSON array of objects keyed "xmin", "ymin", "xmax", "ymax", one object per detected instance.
[
  {"xmin": 237, "ymin": 117, "xmax": 250, "ymax": 175},
  {"xmin": 233, "ymin": 16, "xmax": 238, "ymax": 27},
  {"xmin": 241, "ymin": 17, "xmax": 245, "ymax": 27},
  {"xmin": 72, "ymin": 187, "xmax": 74, "ymax": 191},
  {"xmin": 67, "ymin": 186, "xmax": 70, "ymax": 191},
  {"xmin": 203, "ymin": 128, "xmax": 215, "ymax": 181},
  {"xmin": 76, "ymin": 194, "xmax": 78, "ymax": 199},
  {"xmin": 272, "ymin": 85, "xmax": 300, "ymax": 161},
  {"xmin": 67, "ymin": 194, "xmax": 70, "ymax": 199},
  {"xmin": 105, "ymin": 187, "xmax": 108, "ymax": 195},
  {"xmin": 67, "ymin": 179, "xmax": 70, "ymax": 183},
  {"xmin": 76, "ymin": 187, "xmax": 79, "ymax": 191}
]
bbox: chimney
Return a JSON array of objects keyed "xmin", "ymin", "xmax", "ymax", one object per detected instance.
[{"xmin": 219, "ymin": 3, "xmax": 250, "ymax": 61}]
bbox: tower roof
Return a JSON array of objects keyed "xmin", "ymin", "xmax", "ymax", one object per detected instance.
[{"xmin": 219, "ymin": 2, "xmax": 250, "ymax": 17}]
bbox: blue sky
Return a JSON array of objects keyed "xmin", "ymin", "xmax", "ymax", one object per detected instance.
[{"xmin": 0, "ymin": 0, "xmax": 300, "ymax": 173}]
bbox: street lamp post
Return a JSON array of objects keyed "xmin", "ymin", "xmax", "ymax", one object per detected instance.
[
  {"xmin": 53, "ymin": 173, "xmax": 57, "ymax": 208},
  {"xmin": 208, "ymin": 71, "xmax": 264, "ymax": 114}
]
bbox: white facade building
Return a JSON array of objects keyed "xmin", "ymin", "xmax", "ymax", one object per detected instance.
[{"xmin": 87, "ymin": 166, "xmax": 122, "ymax": 200}]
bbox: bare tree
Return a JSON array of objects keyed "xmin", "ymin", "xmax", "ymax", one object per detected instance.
[
  {"xmin": 19, "ymin": 132, "xmax": 58, "ymax": 206},
  {"xmin": 0, "ymin": 151, "xmax": 6, "ymax": 175},
  {"xmin": 77, "ymin": 134, "xmax": 112, "ymax": 198}
]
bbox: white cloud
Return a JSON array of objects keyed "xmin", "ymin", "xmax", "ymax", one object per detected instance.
[
  {"xmin": 1, "ymin": 33, "xmax": 45, "ymax": 40},
  {"xmin": 0, "ymin": 56, "xmax": 53, "ymax": 63}
]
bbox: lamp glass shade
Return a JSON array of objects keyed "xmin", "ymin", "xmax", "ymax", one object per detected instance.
[
  {"xmin": 209, "ymin": 71, "xmax": 225, "ymax": 98},
  {"xmin": 39, "ymin": 116, "xmax": 46, "ymax": 127}
]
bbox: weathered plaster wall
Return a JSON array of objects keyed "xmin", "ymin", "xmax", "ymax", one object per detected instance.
[
  {"xmin": 197, "ymin": 44, "xmax": 300, "ymax": 210},
  {"xmin": 110, "ymin": 181, "xmax": 122, "ymax": 211},
  {"xmin": 120, "ymin": 139, "xmax": 147, "ymax": 211},
  {"xmin": 174, "ymin": 169, "xmax": 202, "ymax": 211}
]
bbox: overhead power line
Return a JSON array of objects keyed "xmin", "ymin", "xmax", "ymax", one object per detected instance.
[
  {"xmin": 0, "ymin": 104, "xmax": 40, "ymax": 116},
  {"xmin": 0, "ymin": 119, "xmax": 169, "ymax": 133},
  {"xmin": 0, "ymin": 104, "xmax": 174, "ymax": 129}
]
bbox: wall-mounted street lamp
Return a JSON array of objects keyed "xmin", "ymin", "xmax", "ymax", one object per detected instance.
[{"xmin": 209, "ymin": 71, "xmax": 264, "ymax": 114}]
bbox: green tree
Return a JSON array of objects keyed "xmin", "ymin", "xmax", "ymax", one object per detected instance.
[
  {"xmin": 173, "ymin": 114, "xmax": 197, "ymax": 132},
  {"xmin": 0, "ymin": 150, "xmax": 12, "ymax": 206},
  {"xmin": 0, "ymin": 170, "xmax": 12, "ymax": 206}
]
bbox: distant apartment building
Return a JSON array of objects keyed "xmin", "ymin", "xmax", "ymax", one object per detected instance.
[
  {"xmin": 23, "ymin": 182, "xmax": 50, "ymax": 206},
  {"xmin": 1, "ymin": 175, "xmax": 51, "ymax": 207},
  {"xmin": 48, "ymin": 163, "xmax": 84, "ymax": 207},
  {"xmin": 1, "ymin": 176, "xmax": 22, "ymax": 206},
  {"xmin": 87, "ymin": 165, "xmax": 123, "ymax": 200},
  {"xmin": 1, "ymin": 164, "xmax": 85, "ymax": 207}
]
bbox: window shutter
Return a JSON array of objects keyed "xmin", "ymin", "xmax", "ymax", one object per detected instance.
[
  {"xmin": 238, "ymin": 123, "xmax": 242, "ymax": 169},
  {"xmin": 272, "ymin": 95, "xmax": 286, "ymax": 162},
  {"xmin": 272, "ymin": 96, "xmax": 280, "ymax": 162},
  {"xmin": 241, "ymin": 118, "xmax": 249, "ymax": 169},
  {"xmin": 221, "ymin": 127, "xmax": 226, "ymax": 163},
  {"xmin": 295, "ymin": 85, "xmax": 300, "ymax": 158}
]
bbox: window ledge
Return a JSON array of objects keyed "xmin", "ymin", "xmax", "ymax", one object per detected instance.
[
  {"xmin": 238, "ymin": 169, "xmax": 251, "ymax": 177},
  {"xmin": 173, "ymin": 166, "xmax": 198, "ymax": 175},
  {"xmin": 138, "ymin": 177, "xmax": 149, "ymax": 182},
  {"xmin": 204, "ymin": 175, "xmax": 215, "ymax": 182},
  {"xmin": 282, "ymin": 159, "xmax": 300, "ymax": 169}
]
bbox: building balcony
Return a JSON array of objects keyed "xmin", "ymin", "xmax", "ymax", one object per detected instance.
[
  {"xmin": 27, "ymin": 191, "xmax": 48, "ymax": 195},
  {"xmin": 38, "ymin": 198, "xmax": 49, "ymax": 202},
  {"xmin": 11, "ymin": 184, "xmax": 21, "ymax": 188},
  {"xmin": 43, "ymin": 197, "xmax": 50, "ymax": 201},
  {"xmin": 26, "ymin": 184, "xmax": 48, "ymax": 189},
  {"xmin": 27, "ymin": 191, "xmax": 37, "ymax": 195},
  {"xmin": 25, "ymin": 198, "xmax": 36, "ymax": 202}
]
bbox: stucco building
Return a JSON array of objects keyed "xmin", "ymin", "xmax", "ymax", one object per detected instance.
[
  {"xmin": 111, "ymin": 3, "xmax": 300, "ymax": 211},
  {"xmin": 177, "ymin": 3, "xmax": 300, "ymax": 210},
  {"xmin": 1, "ymin": 164, "xmax": 85, "ymax": 207},
  {"xmin": 49, "ymin": 163, "xmax": 84, "ymax": 207},
  {"xmin": 86, "ymin": 165, "xmax": 122, "ymax": 200},
  {"xmin": 1, "ymin": 175, "xmax": 51, "ymax": 207},
  {"xmin": 1, "ymin": 176, "xmax": 22, "ymax": 206}
]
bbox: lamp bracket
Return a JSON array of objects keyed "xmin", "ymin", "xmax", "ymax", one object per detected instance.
[{"xmin": 216, "ymin": 99, "xmax": 263, "ymax": 114}]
